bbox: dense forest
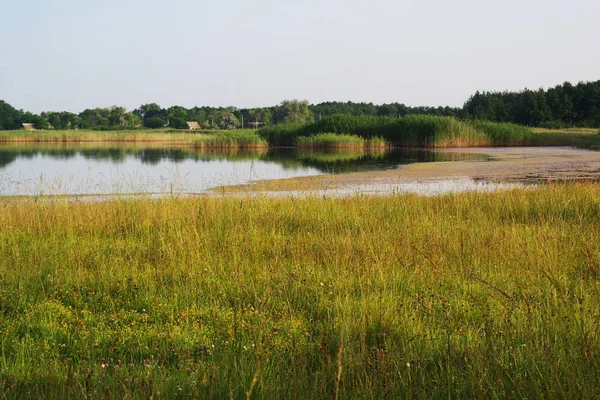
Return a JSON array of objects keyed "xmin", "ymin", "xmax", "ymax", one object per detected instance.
[
  {"xmin": 463, "ymin": 81, "xmax": 600, "ymax": 128},
  {"xmin": 1, "ymin": 80, "xmax": 599, "ymax": 130}
]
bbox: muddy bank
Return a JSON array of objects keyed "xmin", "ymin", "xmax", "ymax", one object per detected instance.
[{"xmin": 215, "ymin": 147, "xmax": 600, "ymax": 195}]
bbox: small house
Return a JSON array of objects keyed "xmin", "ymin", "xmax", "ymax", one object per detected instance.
[
  {"xmin": 186, "ymin": 121, "xmax": 200, "ymax": 130},
  {"xmin": 22, "ymin": 123, "xmax": 36, "ymax": 131}
]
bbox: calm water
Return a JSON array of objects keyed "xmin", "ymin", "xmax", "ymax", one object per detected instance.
[{"xmin": 0, "ymin": 144, "xmax": 487, "ymax": 196}]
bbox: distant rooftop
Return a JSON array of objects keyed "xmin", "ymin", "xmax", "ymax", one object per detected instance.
[{"xmin": 186, "ymin": 121, "xmax": 200, "ymax": 130}]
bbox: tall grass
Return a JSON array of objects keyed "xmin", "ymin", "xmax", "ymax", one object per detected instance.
[
  {"xmin": 259, "ymin": 115, "xmax": 600, "ymax": 148},
  {"xmin": 0, "ymin": 129, "xmax": 198, "ymax": 144},
  {"xmin": 0, "ymin": 185, "xmax": 599, "ymax": 398},
  {"xmin": 4, "ymin": 119, "xmax": 599, "ymax": 149},
  {"xmin": 0, "ymin": 129, "xmax": 268, "ymax": 149},
  {"xmin": 193, "ymin": 130, "xmax": 267, "ymax": 149}
]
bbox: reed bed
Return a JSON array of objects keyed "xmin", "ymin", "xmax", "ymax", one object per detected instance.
[
  {"xmin": 0, "ymin": 184, "xmax": 599, "ymax": 398},
  {"xmin": 259, "ymin": 115, "xmax": 600, "ymax": 148},
  {"xmin": 0, "ymin": 129, "xmax": 268, "ymax": 149},
  {"xmin": 0, "ymin": 129, "xmax": 198, "ymax": 144},
  {"xmin": 193, "ymin": 130, "xmax": 267, "ymax": 149},
  {"xmin": 3, "ymin": 119, "xmax": 599, "ymax": 149}
]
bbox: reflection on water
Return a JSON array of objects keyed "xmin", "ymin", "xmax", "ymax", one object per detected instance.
[{"xmin": 0, "ymin": 143, "xmax": 488, "ymax": 196}]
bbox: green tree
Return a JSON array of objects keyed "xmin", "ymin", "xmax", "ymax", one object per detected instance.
[
  {"xmin": 144, "ymin": 116, "xmax": 166, "ymax": 129},
  {"xmin": 167, "ymin": 106, "xmax": 189, "ymax": 129},
  {"xmin": 248, "ymin": 108, "xmax": 272, "ymax": 126},
  {"xmin": 108, "ymin": 106, "xmax": 127, "ymax": 127},
  {"xmin": 220, "ymin": 112, "xmax": 241, "ymax": 130},
  {"xmin": 0, "ymin": 101, "xmax": 23, "ymax": 130},
  {"xmin": 124, "ymin": 112, "xmax": 141, "ymax": 128},
  {"xmin": 278, "ymin": 99, "xmax": 313, "ymax": 124}
]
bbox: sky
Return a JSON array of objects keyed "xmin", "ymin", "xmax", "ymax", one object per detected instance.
[{"xmin": 1, "ymin": 0, "xmax": 599, "ymax": 113}]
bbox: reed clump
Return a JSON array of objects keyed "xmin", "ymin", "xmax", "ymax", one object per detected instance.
[
  {"xmin": 0, "ymin": 184, "xmax": 599, "ymax": 398},
  {"xmin": 193, "ymin": 130, "xmax": 267, "ymax": 149}
]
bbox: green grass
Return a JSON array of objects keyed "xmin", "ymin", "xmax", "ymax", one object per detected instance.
[
  {"xmin": 193, "ymin": 130, "xmax": 267, "ymax": 149},
  {"xmin": 259, "ymin": 115, "xmax": 600, "ymax": 148},
  {"xmin": 0, "ymin": 185, "xmax": 599, "ymax": 398}
]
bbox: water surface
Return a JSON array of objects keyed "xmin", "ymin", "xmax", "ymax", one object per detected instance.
[{"xmin": 0, "ymin": 144, "xmax": 488, "ymax": 196}]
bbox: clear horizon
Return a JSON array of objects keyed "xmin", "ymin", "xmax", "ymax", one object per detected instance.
[{"xmin": 1, "ymin": 0, "xmax": 599, "ymax": 114}]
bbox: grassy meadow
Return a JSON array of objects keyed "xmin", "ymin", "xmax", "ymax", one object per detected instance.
[{"xmin": 0, "ymin": 185, "xmax": 599, "ymax": 398}]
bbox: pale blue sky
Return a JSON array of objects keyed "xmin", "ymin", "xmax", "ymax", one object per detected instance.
[{"xmin": 1, "ymin": 0, "xmax": 598, "ymax": 113}]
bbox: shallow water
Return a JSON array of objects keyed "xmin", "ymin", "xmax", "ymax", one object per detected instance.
[
  {"xmin": 0, "ymin": 144, "xmax": 489, "ymax": 196},
  {"xmin": 238, "ymin": 178, "xmax": 527, "ymax": 198}
]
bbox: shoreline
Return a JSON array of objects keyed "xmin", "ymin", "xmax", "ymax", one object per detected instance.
[
  {"xmin": 1, "ymin": 146, "xmax": 599, "ymax": 200},
  {"xmin": 214, "ymin": 146, "xmax": 600, "ymax": 194}
]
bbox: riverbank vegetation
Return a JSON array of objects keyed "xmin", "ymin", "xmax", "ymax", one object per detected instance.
[
  {"xmin": 0, "ymin": 184, "xmax": 599, "ymax": 398},
  {"xmin": 2, "ymin": 80, "xmax": 599, "ymax": 132},
  {"xmin": 1, "ymin": 116, "xmax": 599, "ymax": 150},
  {"xmin": 193, "ymin": 130, "xmax": 267, "ymax": 149},
  {"xmin": 0, "ymin": 129, "xmax": 269, "ymax": 149},
  {"xmin": 259, "ymin": 114, "xmax": 600, "ymax": 148},
  {"xmin": 0, "ymin": 129, "xmax": 198, "ymax": 144}
]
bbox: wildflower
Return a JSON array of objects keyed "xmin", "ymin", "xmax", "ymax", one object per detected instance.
[
  {"xmin": 40, "ymin": 374, "xmax": 44, "ymax": 379},
  {"xmin": 406, "ymin": 362, "xmax": 411, "ymax": 368}
]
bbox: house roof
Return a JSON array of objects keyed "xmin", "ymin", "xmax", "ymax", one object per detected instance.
[
  {"xmin": 186, "ymin": 121, "xmax": 200, "ymax": 129},
  {"xmin": 22, "ymin": 123, "xmax": 36, "ymax": 130}
]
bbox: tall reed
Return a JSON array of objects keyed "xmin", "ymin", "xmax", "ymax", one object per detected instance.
[
  {"xmin": 193, "ymin": 130, "xmax": 267, "ymax": 149},
  {"xmin": 258, "ymin": 115, "xmax": 600, "ymax": 148}
]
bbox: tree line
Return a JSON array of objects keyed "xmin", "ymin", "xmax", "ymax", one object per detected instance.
[
  {"xmin": 1, "ymin": 80, "xmax": 599, "ymax": 130},
  {"xmin": 463, "ymin": 81, "xmax": 600, "ymax": 128}
]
